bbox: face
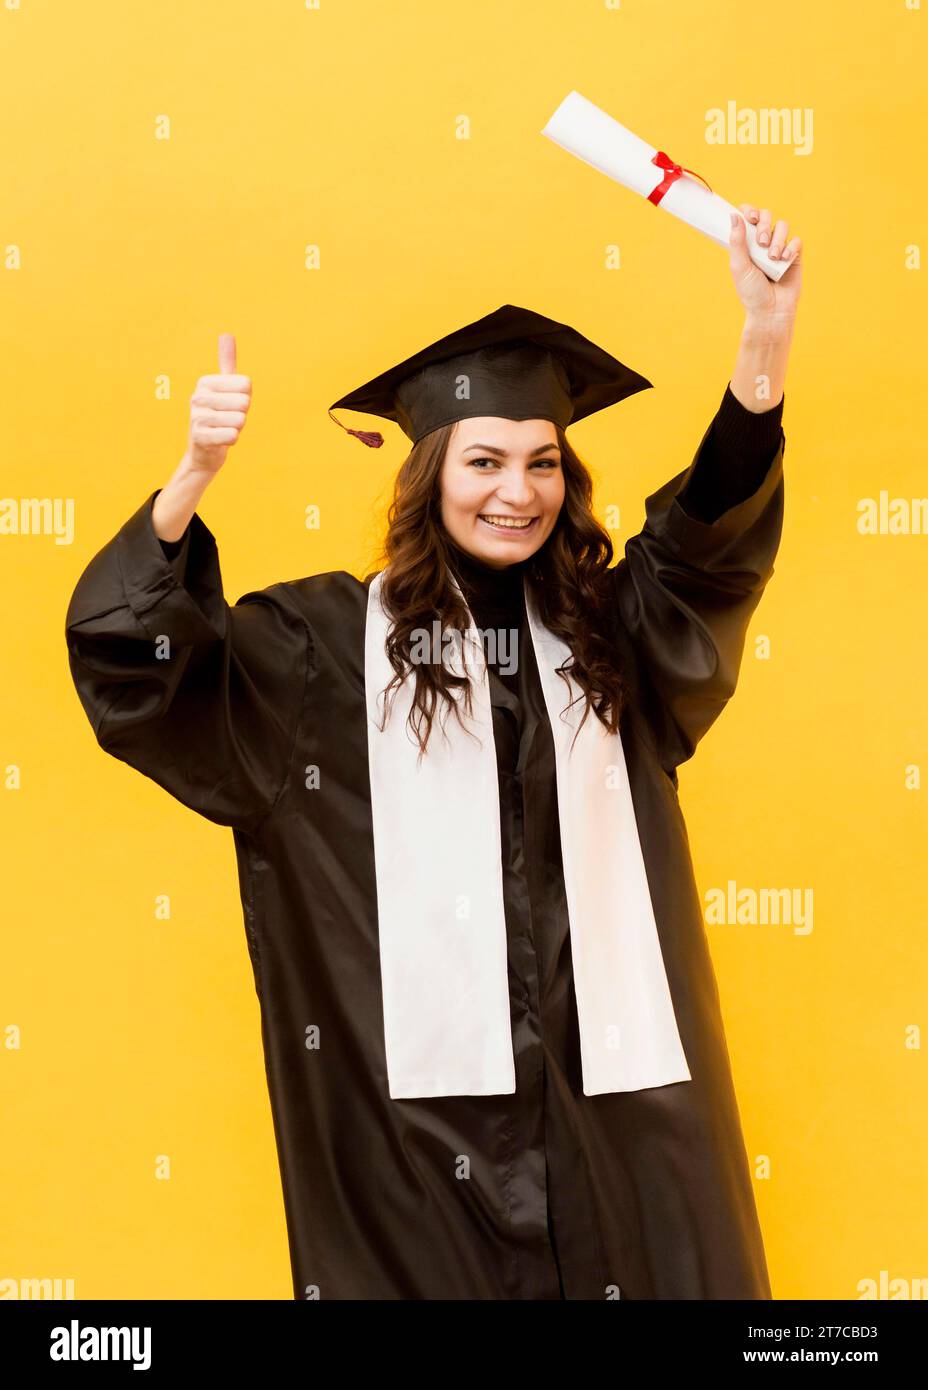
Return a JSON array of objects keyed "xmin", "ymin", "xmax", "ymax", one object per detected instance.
[{"xmin": 438, "ymin": 417, "xmax": 565, "ymax": 569}]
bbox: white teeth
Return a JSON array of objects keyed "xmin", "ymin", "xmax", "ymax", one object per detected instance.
[{"xmin": 480, "ymin": 515, "xmax": 534, "ymax": 529}]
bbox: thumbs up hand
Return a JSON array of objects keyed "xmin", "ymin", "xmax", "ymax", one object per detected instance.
[{"xmin": 186, "ymin": 332, "xmax": 253, "ymax": 475}]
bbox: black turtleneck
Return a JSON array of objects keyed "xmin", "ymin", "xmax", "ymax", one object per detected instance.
[
  {"xmin": 443, "ymin": 535, "xmax": 531, "ymax": 697},
  {"xmin": 444, "ymin": 534, "xmax": 529, "ymax": 632}
]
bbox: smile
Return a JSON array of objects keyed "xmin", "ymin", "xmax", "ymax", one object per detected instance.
[{"xmin": 478, "ymin": 515, "xmax": 539, "ymax": 534}]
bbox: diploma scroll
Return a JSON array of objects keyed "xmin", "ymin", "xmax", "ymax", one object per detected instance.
[{"xmin": 541, "ymin": 90, "xmax": 791, "ymax": 283}]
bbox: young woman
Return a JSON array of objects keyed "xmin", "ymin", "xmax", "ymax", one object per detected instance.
[{"xmin": 65, "ymin": 205, "xmax": 801, "ymax": 1300}]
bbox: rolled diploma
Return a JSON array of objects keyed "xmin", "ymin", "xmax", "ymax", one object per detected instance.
[{"xmin": 541, "ymin": 90, "xmax": 790, "ymax": 283}]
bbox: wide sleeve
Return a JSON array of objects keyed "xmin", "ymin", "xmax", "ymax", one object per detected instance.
[
  {"xmin": 610, "ymin": 385, "xmax": 786, "ymax": 775},
  {"xmin": 64, "ymin": 488, "xmax": 311, "ymax": 835}
]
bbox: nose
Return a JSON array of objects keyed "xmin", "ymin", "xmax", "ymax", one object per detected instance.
[{"xmin": 493, "ymin": 469, "xmax": 535, "ymax": 509}]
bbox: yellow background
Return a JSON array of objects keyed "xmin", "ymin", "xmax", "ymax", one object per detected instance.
[{"xmin": 2, "ymin": 0, "xmax": 926, "ymax": 1299}]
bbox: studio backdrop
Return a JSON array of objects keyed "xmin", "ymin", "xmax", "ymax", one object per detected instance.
[{"xmin": 1, "ymin": 0, "xmax": 925, "ymax": 1300}]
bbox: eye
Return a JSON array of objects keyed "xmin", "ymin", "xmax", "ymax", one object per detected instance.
[{"xmin": 465, "ymin": 456, "xmax": 561, "ymax": 470}]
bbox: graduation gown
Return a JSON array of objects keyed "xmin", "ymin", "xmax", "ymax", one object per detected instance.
[{"xmin": 64, "ymin": 384, "xmax": 785, "ymax": 1300}]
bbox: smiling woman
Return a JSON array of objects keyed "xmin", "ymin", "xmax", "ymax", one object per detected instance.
[{"xmin": 66, "ymin": 285, "xmax": 796, "ymax": 1300}]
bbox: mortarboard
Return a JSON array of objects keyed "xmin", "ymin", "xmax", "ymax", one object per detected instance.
[{"xmin": 328, "ymin": 303, "xmax": 653, "ymax": 448}]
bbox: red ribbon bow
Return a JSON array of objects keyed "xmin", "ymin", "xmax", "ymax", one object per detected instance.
[{"xmin": 647, "ymin": 150, "xmax": 713, "ymax": 206}]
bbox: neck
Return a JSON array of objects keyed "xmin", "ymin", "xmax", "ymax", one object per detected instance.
[
  {"xmin": 443, "ymin": 534, "xmax": 527, "ymax": 620},
  {"xmin": 444, "ymin": 534, "xmax": 528, "ymax": 580}
]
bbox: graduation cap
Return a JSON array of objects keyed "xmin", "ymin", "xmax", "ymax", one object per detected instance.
[{"xmin": 328, "ymin": 303, "xmax": 653, "ymax": 448}]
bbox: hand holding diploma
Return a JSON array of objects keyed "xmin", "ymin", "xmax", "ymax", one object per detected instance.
[{"xmin": 728, "ymin": 203, "xmax": 803, "ymax": 325}]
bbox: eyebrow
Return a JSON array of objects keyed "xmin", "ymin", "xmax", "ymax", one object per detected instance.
[{"xmin": 462, "ymin": 442, "xmax": 561, "ymax": 457}]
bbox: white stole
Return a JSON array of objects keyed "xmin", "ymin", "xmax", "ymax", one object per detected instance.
[{"xmin": 364, "ymin": 568, "xmax": 692, "ymax": 1100}]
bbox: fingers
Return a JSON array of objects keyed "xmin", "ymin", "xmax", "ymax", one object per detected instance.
[
  {"xmin": 755, "ymin": 209, "xmax": 772, "ymax": 246},
  {"xmin": 218, "ymin": 332, "xmax": 237, "ymax": 375},
  {"xmin": 199, "ymin": 375, "xmax": 251, "ymax": 394},
  {"xmin": 196, "ymin": 410, "xmax": 248, "ymax": 429},
  {"xmin": 739, "ymin": 204, "xmax": 772, "ymax": 242},
  {"xmin": 739, "ymin": 204, "xmax": 800, "ymax": 261},
  {"xmin": 780, "ymin": 234, "xmax": 802, "ymax": 264},
  {"xmin": 768, "ymin": 219, "xmax": 790, "ymax": 258},
  {"xmin": 190, "ymin": 424, "xmax": 241, "ymax": 448},
  {"xmin": 190, "ymin": 384, "xmax": 250, "ymax": 431},
  {"xmin": 191, "ymin": 389, "xmax": 251, "ymax": 410}
]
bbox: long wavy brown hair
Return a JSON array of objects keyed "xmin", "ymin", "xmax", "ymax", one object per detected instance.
[{"xmin": 373, "ymin": 421, "xmax": 630, "ymax": 755}]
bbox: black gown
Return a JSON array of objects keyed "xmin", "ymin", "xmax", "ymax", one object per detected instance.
[{"xmin": 65, "ymin": 384, "xmax": 785, "ymax": 1299}]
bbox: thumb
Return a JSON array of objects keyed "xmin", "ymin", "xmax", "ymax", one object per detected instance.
[
  {"xmin": 218, "ymin": 332, "xmax": 237, "ymax": 375},
  {"xmin": 728, "ymin": 212, "xmax": 752, "ymax": 275}
]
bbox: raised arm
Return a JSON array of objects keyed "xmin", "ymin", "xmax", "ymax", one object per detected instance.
[
  {"xmin": 610, "ymin": 200, "xmax": 802, "ymax": 775},
  {"xmin": 65, "ymin": 335, "xmax": 310, "ymax": 835},
  {"xmin": 611, "ymin": 385, "xmax": 785, "ymax": 774}
]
